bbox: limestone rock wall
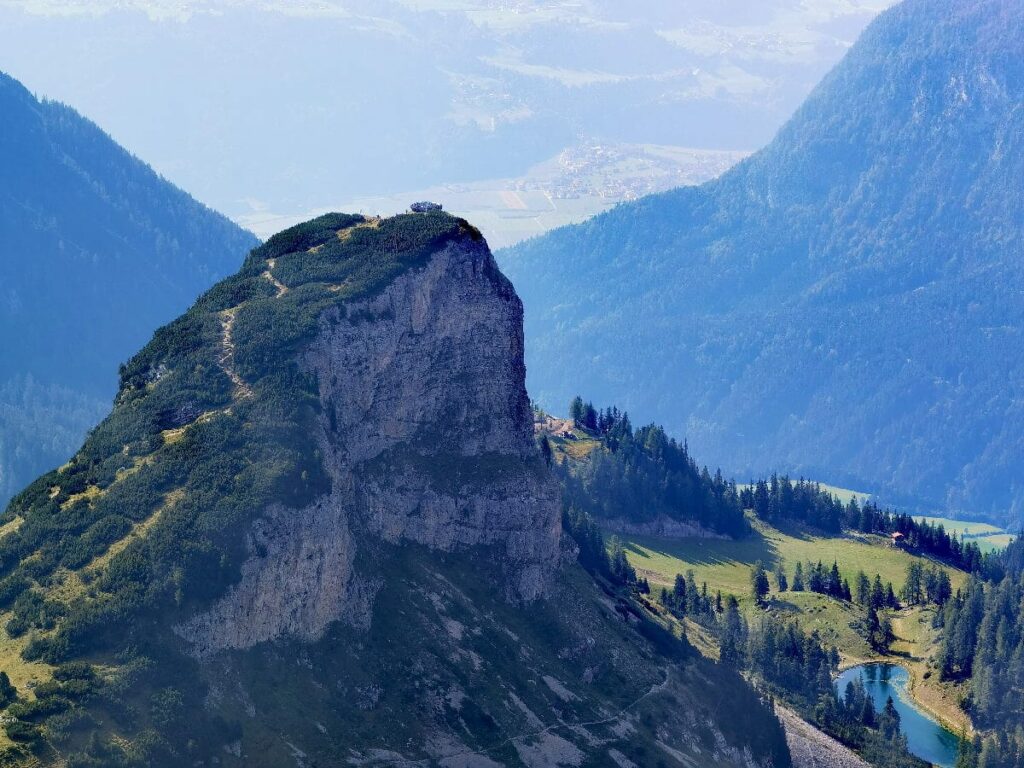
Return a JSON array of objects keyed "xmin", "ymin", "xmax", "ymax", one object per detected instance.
[{"xmin": 177, "ymin": 235, "xmax": 561, "ymax": 653}]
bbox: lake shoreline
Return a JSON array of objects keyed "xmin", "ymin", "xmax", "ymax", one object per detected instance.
[
  {"xmin": 837, "ymin": 662, "xmax": 960, "ymax": 768},
  {"xmin": 903, "ymin": 662, "xmax": 972, "ymax": 738},
  {"xmin": 836, "ymin": 655, "xmax": 971, "ymax": 737}
]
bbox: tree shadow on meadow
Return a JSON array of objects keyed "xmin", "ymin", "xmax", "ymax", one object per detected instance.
[{"xmin": 621, "ymin": 524, "xmax": 781, "ymax": 570}]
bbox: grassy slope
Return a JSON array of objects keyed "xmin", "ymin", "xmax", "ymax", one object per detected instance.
[
  {"xmin": 618, "ymin": 517, "xmax": 972, "ymax": 733},
  {"xmin": 817, "ymin": 483, "xmax": 871, "ymax": 506},
  {"xmin": 537, "ymin": 418, "xmax": 602, "ymax": 462},
  {"xmin": 540, "ymin": 417, "xmax": 990, "ymax": 734}
]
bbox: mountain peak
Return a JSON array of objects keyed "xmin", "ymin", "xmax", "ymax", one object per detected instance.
[
  {"xmin": 1, "ymin": 209, "xmax": 549, "ymax": 723},
  {"xmin": 0, "ymin": 213, "xmax": 788, "ymax": 767}
]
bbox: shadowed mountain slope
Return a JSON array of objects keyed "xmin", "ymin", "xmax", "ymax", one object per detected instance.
[{"xmin": 0, "ymin": 71, "xmax": 257, "ymax": 507}]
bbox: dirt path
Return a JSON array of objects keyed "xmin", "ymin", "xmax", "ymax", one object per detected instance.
[
  {"xmin": 263, "ymin": 258, "xmax": 288, "ymax": 298},
  {"xmin": 886, "ymin": 614, "xmax": 972, "ymax": 735},
  {"xmin": 218, "ymin": 308, "xmax": 254, "ymax": 399}
]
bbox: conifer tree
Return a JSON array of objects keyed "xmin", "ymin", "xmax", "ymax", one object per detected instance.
[
  {"xmin": 751, "ymin": 561, "xmax": 770, "ymax": 605},
  {"xmin": 720, "ymin": 596, "xmax": 747, "ymax": 667},
  {"xmin": 569, "ymin": 396, "xmax": 585, "ymax": 426},
  {"xmin": 792, "ymin": 562, "xmax": 805, "ymax": 592},
  {"xmin": 775, "ymin": 562, "xmax": 788, "ymax": 592}
]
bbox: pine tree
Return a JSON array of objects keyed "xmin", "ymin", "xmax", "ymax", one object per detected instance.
[
  {"xmin": 828, "ymin": 561, "xmax": 842, "ymax": 597},
  {"xmin": 775, "ymin": 562, "xmax": 788, "ymax": 592},
  {"xmin": 856, "ymin": 571, "xmax": 871, "ymax": 605},
  {"xmin": 885, "ymin": 582, "xmax": 898, "ymax": 609},
  {"xmin": 902, "ymin": 561, "xmax": 924, "ymax": 605},
  {"xmin": 870, "ymin": 575, "xmax": 885, "ymax": 609},
  {"xmin": 685, "ymin": 570, "xmax": 700, "ymax": 614},
  {"xmin": 808, "ymin": 561, "xmax": 825, "ymax": 593},
  {"xmin": 720, "ymin": 596, "xmax": 747, "ymax": 667},
  {"xmin": 569, "ymin": 396, "xmax": 585, "ymax": 426},
  {"xmin": 751, "ymin": 561, "xmax": 770, "ymax": 605},
  {"xmin": 607, "ymin": 536, "xmax": 635, "ymax": 585},
  {"xmin": 673, "ymin": 573, "xmax": 687, "ymax": 614},
  {"xmin": 866, "ymin": 605, "xmax": 882, "ymax": 649},
  {"xmin": 792, "ymin": 561, "xmax": 805, "ymax": 592}
]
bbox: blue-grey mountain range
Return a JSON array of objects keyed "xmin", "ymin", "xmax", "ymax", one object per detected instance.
[
  {"xmin": 0, "ymin": 71, "xmax": 257, "ymax": 506},
  {"xmin": 501, "ymin": 0, "xmax": 1024, "ymax": 526}
]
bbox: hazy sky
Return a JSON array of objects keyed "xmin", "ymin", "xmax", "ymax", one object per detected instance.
[{"xmin": 0, "ymin": 0, "xmax": 895, "ymax": 235}]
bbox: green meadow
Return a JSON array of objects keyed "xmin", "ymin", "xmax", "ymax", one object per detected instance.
[
  {"xmin": 615, "ymin": 516, "xmax": 976, "ymax": 730},
  {"xmin": 620, "ymin": 517, "xmax": 968, "ymax": 605}
]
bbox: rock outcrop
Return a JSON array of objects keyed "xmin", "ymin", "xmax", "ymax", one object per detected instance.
[{"xmin": 178, "ymin": 235, "xmax": 562, "ymax": 654}]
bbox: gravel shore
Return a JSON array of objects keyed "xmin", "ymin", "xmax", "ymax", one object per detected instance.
[{"xmin": 778, "ymin": 706, "xmax": 871, "ymax": 768}]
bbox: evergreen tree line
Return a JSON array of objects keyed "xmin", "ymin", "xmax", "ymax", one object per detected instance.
[
  {"xmin": 938, "ymin": 534, "xmax": 1024, "ymax": 768},
  {"xmin": 769, "ymin": 559, "xmax": 900, "ymax": 609},
  {"xmin": 939, "ymin": 573, "xmax": 1024, "ymax": 768},
  {"xmin": 659, "ymin": 570, "xmax": 917, "ymax": 766},
  {"xmin": 560, "ymin": 406, "xmax": 1008, "ymax": 578},
  {"xmin": 900, "ymin": 561, "xmax": 953, "ymax": 607},
  {"xmin": 557, "ymin": 398, "xmax": 748, "ymax": 538},
  {"xmin": 561, "ymin": 505, "xmax": 652, "ymax": 595},
  {"xmin": 741, "ymin": 475, "xmax": 999, "ymax": 575},
  {"xmin": 659, "ymin": 570, "xmax": 721, "ymax": 628},
  {"xmin": 760, "ymin": 559, "xmax": 899, "ymax": 652}
]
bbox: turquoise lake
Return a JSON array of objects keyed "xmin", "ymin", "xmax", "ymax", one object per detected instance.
[{"xmin": 835, "ymin": 663, "xmax": 959, "ymax": 767}]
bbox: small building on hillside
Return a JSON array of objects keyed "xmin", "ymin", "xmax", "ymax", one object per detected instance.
[
  {"xmin": 890, "ymin": 531, "xmax": 906, "ymax": 548},
  {"xmin": 410, "ymin": 201, "xmax": 443, "ymax": 213}
]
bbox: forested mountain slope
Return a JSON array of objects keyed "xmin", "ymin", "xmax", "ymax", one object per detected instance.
[
  {"xmin": 0, "ymin": 71, "xmax": 257, "ymax": 508},
  {"xmin": 500, "ymin": 0, "xmax": 1024, "ymax": 525},
  {"xmin": 0, "ymin": 213, "xmax": 789, "ymax": 767}
]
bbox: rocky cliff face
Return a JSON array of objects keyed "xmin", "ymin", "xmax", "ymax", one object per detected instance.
[{"xmin": 178, "ymin": 236, "xmax": 562, "ymax": 654}]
